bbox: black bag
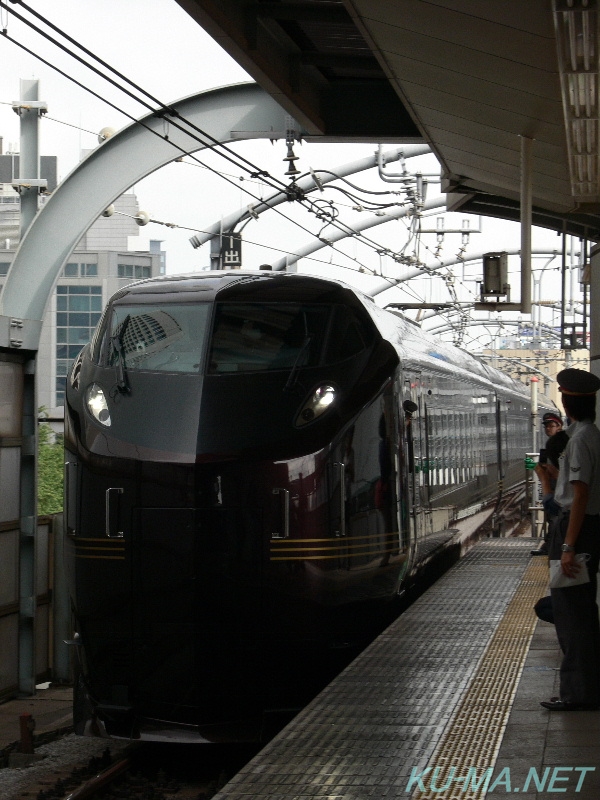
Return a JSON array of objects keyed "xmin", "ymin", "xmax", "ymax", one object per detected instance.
[{"xmin": 534, "ymin": 595, "xmax": 554, "ymax": 624}]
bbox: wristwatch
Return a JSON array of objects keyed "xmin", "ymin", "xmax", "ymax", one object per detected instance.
[{"xmin": 561, "ymin": 543, "xmax": 575, "ymax": 553}]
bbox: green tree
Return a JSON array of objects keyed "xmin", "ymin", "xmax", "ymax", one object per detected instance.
[{"xmin": 38, "ymin": 420, "xmax": 64, "ymax": 516}]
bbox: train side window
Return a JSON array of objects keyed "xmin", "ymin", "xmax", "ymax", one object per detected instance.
[
  {"xmin": 442, "ymin": 408, "xmax": 449, "ymax": 485},
  {"xmin": 428, "ymin": 408, "xmax": 436, "ymax": 487}
]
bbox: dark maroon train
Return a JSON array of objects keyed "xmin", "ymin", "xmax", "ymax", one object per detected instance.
[{"xmin": 63, "ymin": 271, "xmax": 543, "ymax": 742}]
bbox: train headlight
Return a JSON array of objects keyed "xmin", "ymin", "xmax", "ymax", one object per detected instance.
[
  {"xmin": 85, "ymin": 383, "xmax": 111, "ymax": 427},
  {"xmin": 295, "ymin": 384, "xmax": 336, "ymax": 427}
]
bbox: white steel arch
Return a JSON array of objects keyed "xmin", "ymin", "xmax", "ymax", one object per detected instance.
[{"xmin": 0, "ymin": 82, "xmax": 297, "ymax": 340}]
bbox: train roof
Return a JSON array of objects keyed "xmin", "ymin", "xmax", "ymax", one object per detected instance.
[
  {"xmin": 108, "ymin": 270, "xmax": 340, "ymax": 303},
  {"xmin": 360, "ymin": 297, "xmax": 530, "ymax": 398}
]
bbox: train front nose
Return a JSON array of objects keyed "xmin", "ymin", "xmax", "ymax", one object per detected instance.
[
  {"xmin": 130, "ymin": 497, "xmax": 266, "ymax": 727},
  {"xmin": 127, "ymin": 456, "xmax": 336, "ymax": 737},
  {"xmin": 65, "ymin": 277, "xmax": 399, "ymax": 740}
]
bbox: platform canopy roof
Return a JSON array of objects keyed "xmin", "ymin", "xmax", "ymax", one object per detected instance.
[{"xmin": 175, "ymin": 0, "xmax": 600, "ymax": 240}]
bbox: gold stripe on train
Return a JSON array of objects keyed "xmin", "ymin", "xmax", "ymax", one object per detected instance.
[
  {"xmin": 72, "ymin": 537, "xmax": 123, "ymax": 542},
  {"xmin": 270, "ymin": 545, "xmax": 403, "ymax": 562},
  {"xmin": 270, "ymin": 539, "xmax": 400, "ymax": 553},
  {"xmin": 269, "ymin": 531, "xmax": 397, "ymax": 544},
  {"xmin": 75, "ymin": 554, "xmax": 126, "ymax": 561}
]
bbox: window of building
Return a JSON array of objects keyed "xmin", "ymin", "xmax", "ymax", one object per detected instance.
[
  {"xmin": 118, "ymin": 264, "xmax": 134, "ymax": 278},
  {"xmin": 118, "ymin": 263, "xmax": 151, "ymax": 279},
  {"xmin": 63, "ymin": 262, "xmax": 98, "ymax": 278},
  {"xmin": 55, "ymin": 285, "xmax": 103, "ymax": 405},
  {"xmin": 0, "ymin": 262, "xmax": 11, "ymax": 276},
  {"xmin": 56, "ymin": 359, "xmax": 69, "ymax": 376},
  {"xmin": 56, "ymin": 376, "xmax": 67, "ymax": 405}
]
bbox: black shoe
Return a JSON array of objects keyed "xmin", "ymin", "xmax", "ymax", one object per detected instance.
[
  {"xmin": 530, "ymin": 547, "xmax": 548, "ymax": 556},
  {"xmin": 541, "ymin": 697, "xmax": 599, "ymax": 711}
]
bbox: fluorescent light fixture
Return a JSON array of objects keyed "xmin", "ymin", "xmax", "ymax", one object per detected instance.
[{"xmin": 553, "ymin": 0, "xmax": 600, "ymax": 202}]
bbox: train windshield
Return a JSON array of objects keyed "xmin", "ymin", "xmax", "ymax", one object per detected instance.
[
  {"xmin": 105, "ymin": 303, "xmax": 211, "ymax": 373},
  {"xmin": 98, "ymin": 300, "xmax": 372, "ymax": 375},
  {"xmin": 207, "ymin": 302, "xmax": 332, "ymax": 374}
]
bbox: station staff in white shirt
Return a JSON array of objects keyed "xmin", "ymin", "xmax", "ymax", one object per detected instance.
[{"xmin": 541, "ymin": 368, "xmax": 600, "ymax": 712}]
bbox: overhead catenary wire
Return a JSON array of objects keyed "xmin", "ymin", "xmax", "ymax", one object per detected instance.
[
  {"xmin": 6, "ymin": 0, "xmax": 415, "ymax": 246},
  {"xmin": 108, "ymin": 203, "xmax": 433, "ymax": 307},
  {"xmin": 4, "ymin": 119, "xmax": 564, "ymax": 344},
  {"xmin": 313, "ymin": 170, "xmax": 406, "ymax": 196},
  {"xmin": 312, "ymin": 183, "xmax": 406, "ymax": 212},
  {"xmin": 2, "ymin": 0, "xmax": 288, "ymax": 190},
  {"xmin": 0, "ymin": 16, "xmax": 410, "ymax": 281},
  {"xmin": 0, "ymin": 0, "xmax": 439, "ymax": 277},
  {"xmin": 2, "ymin": 0, "xmax": 447, "ymax": 283},
  {"xmin": 8, "ymin": 29, "xmax": 428, "ymax": 278},
  {"xmin": 4, "ymin": 1, "xmax": 556, "ymax": 342},
  {"xmin": 0, "ymin": 22, "xmax": 388, "ymax": 277},
  {"xmin": 44, "ymin": 115, "xmax": 98, "ymax": 136},
  {"xmin": 138, "ymin": 214, "xmax": 386, "ymax": 276}
]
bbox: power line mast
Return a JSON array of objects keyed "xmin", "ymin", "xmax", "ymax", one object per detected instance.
[{"xmin": 7, "ymin": 79, "xmax": 48, "ymax": 696}]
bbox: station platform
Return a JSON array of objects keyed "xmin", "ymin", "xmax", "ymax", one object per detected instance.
[
  {"xmin": 1, "ymin": 538, "xmax": 598, "ymax": 799},
  {"xmin": 214, "ymin": 538, "xmax": 600, "ymax": 800}
]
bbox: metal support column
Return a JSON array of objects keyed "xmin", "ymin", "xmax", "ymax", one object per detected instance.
[
  {"xmin": 52, "ymin": 513, "xmax": 71, "ymax": 683},
  {"xmin": 19, "ymin": 356, "xmax": 37, "ymax": 695},
  {"xmin": 12, "ymin": 79, "xmax": 47, "ymax": 236},
  {"xmin": 210, "ymin": 219, "xmax": 223, "ymax": 269},
  {"xmin": 520, "ymin": 136, "xmax": 532, "ymax": 315},
  {"xmin": 529, "ymin": 377, "xmax": 543, "ymax": 540},
  {"xmin": 589, "ymin": 244, "xmax": 600, "ymax": 419},
  {"xmin": 13, "ymin": 80, "xmax": 46, "ymax": 696}
]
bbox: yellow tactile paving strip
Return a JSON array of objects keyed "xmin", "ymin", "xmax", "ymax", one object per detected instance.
[{"xmin": 412, "ymin": 556, "xmax": 549, "ymax": 800}]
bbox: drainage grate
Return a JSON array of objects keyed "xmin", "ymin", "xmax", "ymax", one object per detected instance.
[{"xmin": 411, "ymin": 557, "xmax": 549, "ymax": 800}]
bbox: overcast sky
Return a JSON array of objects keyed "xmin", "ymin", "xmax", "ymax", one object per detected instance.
[{"xmin": 0, "ymin": 0, "xmax": 578, "ymax": 348}]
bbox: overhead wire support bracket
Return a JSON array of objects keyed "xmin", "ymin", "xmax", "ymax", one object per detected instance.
[
  {"xmin": 377, "ymin": 143, "xmax": 409, "ymax": 183},
  {"xmin": 11, "ymin": 179, "xmax": 47, "ymax": 193},
  {"xmin": 12, "ymin": 100, "xmax": 48, "ymax": 115},
  {"xmin": 309, "ymin": 167, "xmax": 324, "ymax": 191},
  {"xmin": 153, "ymin": 105, "xmax": 180, "ymax": 120}
]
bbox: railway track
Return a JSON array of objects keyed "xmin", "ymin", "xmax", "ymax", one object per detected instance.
[{"xmin": 29, "ymin": 741, "xmax": 261, "ymax": 800}]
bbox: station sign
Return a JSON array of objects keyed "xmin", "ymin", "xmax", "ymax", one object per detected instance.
[{"xmin": 220, "ymin": 233, "xmax": 242, "ymax": 269}]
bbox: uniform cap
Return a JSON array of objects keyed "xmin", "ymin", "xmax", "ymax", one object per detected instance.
[
  {"xmin": 542, "ymin": 411, "xmax": 562, "ymax": 425},
  {"xmin": 556, "ymin": 368, "xmax": 600, "ymax": 396}
]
